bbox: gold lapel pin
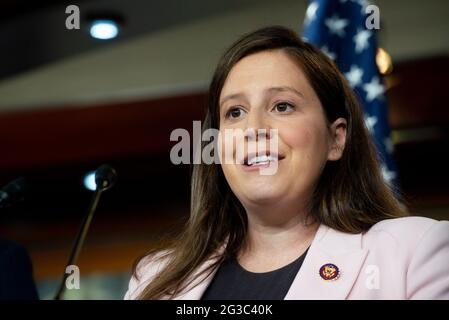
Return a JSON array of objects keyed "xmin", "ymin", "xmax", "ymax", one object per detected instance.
[{"xmin": 319, "ymin": 263, "xmax": 340, "ymax": 281}]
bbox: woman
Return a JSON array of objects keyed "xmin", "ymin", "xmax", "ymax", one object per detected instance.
[{"xmin": 125, "ymin": 26, "xmax": 449, "ymax": 300}]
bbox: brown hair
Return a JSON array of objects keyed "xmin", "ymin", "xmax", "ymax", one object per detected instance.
[{"xmin": 133, "ymin": 25, "xmax": 406, "ymax": 299}]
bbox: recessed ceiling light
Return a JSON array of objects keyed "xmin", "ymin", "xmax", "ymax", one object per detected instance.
[{"xmin": 89, "ymin": 19, "xmax": 119, "ymax": 40}]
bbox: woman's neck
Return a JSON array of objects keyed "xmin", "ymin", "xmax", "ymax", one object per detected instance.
[{"xmin": 236, "ymin": 204, "xmax": 319, "ymax": 272}]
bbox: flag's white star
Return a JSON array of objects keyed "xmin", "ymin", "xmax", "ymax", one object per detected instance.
[
  {"xmin": 363, "ymin": 76, "xmax": 384, "ymax": 102},
  {"xmin": 304, "ymin": 2, "xmax": 319, "ymax": 25},
  {"xmin": 384, "ymin": 137, "xmax": 394, "ymax": 154},
  {"xmin": 325, "ymin": 15, "xmax": 349, "ymax": 37},
  {"xmin": 364, "ymin": 115, "xmax": 377, "ymax": 133},
  {"xmin": 353, "ymin": 29, "xmax": 372, "ymax": 53},
  {"xmin": 358, "ymin": 0, "xmax": 371, "ymax": 13},
  {"xmin": 345, "ymin": 65, "xmax": 364, "ymax": 88},
  {"xmin": 321, "ymin": 46, "xmax": 336, "ymax": 60},
  {"xmin": 381, "ymin": 164, "xmax": 397, "ymax": 186}
]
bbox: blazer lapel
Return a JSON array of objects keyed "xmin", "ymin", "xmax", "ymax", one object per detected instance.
[
  {"xmin": 173, "ymin": 247, "xmax": 225, "ymax": 300},
  {"xmin": 284, "ymin": 224, "xmax": 368, "ymax": 300},
  {"xmin": 174, "ymin": 224, "xmax": 368, "ymax": 300}
]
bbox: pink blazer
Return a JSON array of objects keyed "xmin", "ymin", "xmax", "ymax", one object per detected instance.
[{"xmin": 124, "ymin": 216, "xmax": 449, "ymax": 300}]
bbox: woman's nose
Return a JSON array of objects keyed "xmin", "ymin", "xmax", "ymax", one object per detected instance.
[{"xmin": 244, "ymin": 112, "xmax": 272, "ymax": 142}]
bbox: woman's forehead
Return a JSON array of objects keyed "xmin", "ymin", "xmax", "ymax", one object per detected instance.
[{"xmin": 220, "ymin": 50, "xmax": 314, "ymax": 101}]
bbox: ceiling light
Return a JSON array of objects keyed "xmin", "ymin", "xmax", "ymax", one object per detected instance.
[
  {"xmin": 376, "ymin": 48, "xmax": 393, "ymax": 75},
  {"xmin": 89, "ymin": 19, "xmax": 119, "ymax": 40}
]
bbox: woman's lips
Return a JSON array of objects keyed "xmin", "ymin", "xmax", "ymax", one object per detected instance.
[
  {"xmin": 241, "ymin": 153, "xmax": 285, "ymax": 172},
  {"xmin": 241, "ymin": 161, "xmax": 277, "ymax": 172},
  {"xmin": 243, "ymin": 152, "xmax": 284, "ymax": 165}
]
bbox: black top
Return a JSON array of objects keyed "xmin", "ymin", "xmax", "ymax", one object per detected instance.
[{"xmin": 201, "ymin": 247, "xmax": 309, "ymax": 300}]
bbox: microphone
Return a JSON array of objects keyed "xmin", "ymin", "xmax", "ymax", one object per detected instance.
[
  {"xmin": 0, "ymin": 177, "xmax": 27, "ymax": 209},
  {"xmin": 95, "ymin": 164, "xmax": 117, "ymax": 191},
  {"xmin": 54, "ymin": 164, "xmax": 117, "ymax": 300}
]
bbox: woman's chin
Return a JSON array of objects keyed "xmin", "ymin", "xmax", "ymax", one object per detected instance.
[{"xmin": 240, "ymin": 187, "xmax": 285, "ymax": 206}]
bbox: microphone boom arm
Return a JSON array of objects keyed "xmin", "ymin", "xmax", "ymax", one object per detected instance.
[
  {"xmin": 54, "ymin": 165, "xmax": 116, "ymax": 300},
  {"xmin": 54, "ymin": 188, "xmax": 103, "ymax": 300}
]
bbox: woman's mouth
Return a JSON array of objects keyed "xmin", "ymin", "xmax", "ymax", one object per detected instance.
[{"xmin": 242, "ymin": 152, "xmax": 285, "ymax": 171}]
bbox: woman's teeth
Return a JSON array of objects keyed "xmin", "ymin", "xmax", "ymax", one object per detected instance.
[{"xmin": 247, "ymin": 155, "xmax": 277, "ymax": 166}]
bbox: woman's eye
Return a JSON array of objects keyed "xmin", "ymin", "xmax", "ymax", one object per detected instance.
[
  {"xmin": 273, "ymin": 102, "xmax": 295, "ymax": 113},
  {"xmin": 226, "ymin": 107, "xmax": 245, "ymax": 119}
]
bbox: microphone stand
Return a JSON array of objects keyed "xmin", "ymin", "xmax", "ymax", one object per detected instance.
[{"xmin": 54, "ymin": 187, "xmax": 104, "ymax": 300}]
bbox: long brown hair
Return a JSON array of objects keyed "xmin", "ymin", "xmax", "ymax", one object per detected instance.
[{"xmin": 133, "ymin": 25, "xmax": 406, "ymax": 299}]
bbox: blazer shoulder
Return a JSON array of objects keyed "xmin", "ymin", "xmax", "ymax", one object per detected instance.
[
  {"xmin": 369, "ymin": 216, "xmax": 442, "ymax": 237},
  {"xmin": 365, "ymin": 216, "xmax": 449, "ymax": 251},
  {"xmin": 124, "ymin": 249, "xmax": 172, "ymax": 300},
  {"xmin": 361, "ymin": 217, "xmax": 449, "ymax": 299}
]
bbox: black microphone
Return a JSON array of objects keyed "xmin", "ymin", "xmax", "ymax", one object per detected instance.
[
  {"xmin": 0, "ymin": 177, "xmax": 27, "ymax": 209},
  {"xmin": 54, "ymin": 164, "xmax": 117, "ymax": 300},
  {"xmin": 95, "ymin": 164, "xmax": 117, "ymax": 191}
]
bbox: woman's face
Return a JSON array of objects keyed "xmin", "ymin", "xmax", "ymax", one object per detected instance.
[{"xmin": 218, "ymin": 49, "xmax": 346, "ymax": 210}]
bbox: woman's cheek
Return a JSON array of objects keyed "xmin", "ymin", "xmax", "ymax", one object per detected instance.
[
  {"xmin": 219, "ymin": 128, "xmax": 249, "ymax": 165},
  {"xmin": 218, "ymin": 129, "xmax": 236, "ymax": 165},
  {"xmin": 280, "ymin": 124, "xmax": 313, "ymax": 150}
]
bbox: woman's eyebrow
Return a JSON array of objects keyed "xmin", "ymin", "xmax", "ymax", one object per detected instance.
[
  {"xmin": 219, "ymin": 86, "xmax": 304, "ymax": 107},
  {"xmin": 219, "ymin": 92, "xmax": 245, "ymax": 108},
  {"xmin": 267, "ymin": 86, "xmax": 305, "ymax": 99}
]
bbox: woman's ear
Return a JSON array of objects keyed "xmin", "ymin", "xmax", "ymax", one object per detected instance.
[{"xmin": 327, "ymin": 118, "xmax": 347, "ymax": 161}]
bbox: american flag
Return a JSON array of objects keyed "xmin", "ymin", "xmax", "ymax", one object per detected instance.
[{"xmin": 302, "ymin": 0, "xmax": 399, "ymax": 189}]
